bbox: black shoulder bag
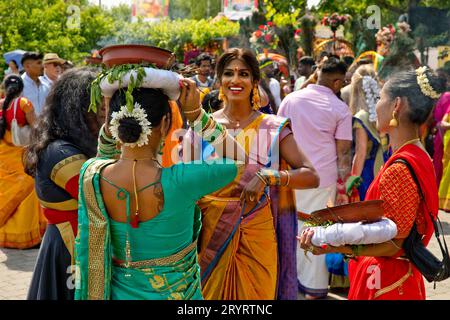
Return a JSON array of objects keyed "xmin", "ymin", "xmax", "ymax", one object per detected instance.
[{"xmin": 395, "ymin": 159, "xmax": 450, "ymax": 284}]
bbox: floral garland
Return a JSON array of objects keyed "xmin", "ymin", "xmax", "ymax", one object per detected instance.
[
  {"xmin": 249, "ymin": 22, "xmax": 279, "ymax": 51},
  {"xmin": 416, "ymin": 66, "xmax": 441, "ymax": 99},
  {"xmin": 294, "ymin": 28, "xmax": 302, "ymax": 43},
  {"xmin": 362, "ymin": 76, "xmax": 380, "ymax": 122},
  {"xmin": 321, "ymin": 13, "xmax": 351, "ymax": 32},
  {"xmin": 375, "ymin": 22, "xmax": 411, "ymax": 57},
  {"xmin": 375, "ymin": 24, "xmax": 396, "ymax": 48},
  {"xmin": 109, "ymin": 102, "xmax": 152, "ymax": 148}
]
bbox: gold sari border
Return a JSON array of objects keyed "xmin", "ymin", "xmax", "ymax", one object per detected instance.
[
  {"xmin": 84, "ymin": 159, "xmax": 115, "ymax": 300},
  {"xmin": 373, "ymin": 262, "xmax": 412, "ymax": 299},
  {"xmin": 114, "ymin": 240, "xmax": 197, "ymax": 268},
  {"xmin": 51, "ymin": 154, "xmax": 86, "ymax": 186},
  {"xmin": 40, "ymin": 198, "xmax": 78, "ymax": 211},
  {"xmin": 202, "ymin": 195, "xmax": 240, "ymax": 202}
]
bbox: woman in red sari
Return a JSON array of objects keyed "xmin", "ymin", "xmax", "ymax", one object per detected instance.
[{"xmin": 299, "ymin": 67, "xmax": 446, "ymax": 300}]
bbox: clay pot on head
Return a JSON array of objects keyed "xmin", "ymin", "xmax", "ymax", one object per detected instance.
[{"xmin": 99, "ymin": 44, "xmax": 176, "ymax": 69}]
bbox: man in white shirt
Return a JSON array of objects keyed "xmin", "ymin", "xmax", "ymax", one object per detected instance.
[
  {"xmin": 21, "ymin": 52, "xmax": 50, "ymax": 115},
  {"xmin": 40, "ymin": 53, "xmax": 65, "ymax": 87}
]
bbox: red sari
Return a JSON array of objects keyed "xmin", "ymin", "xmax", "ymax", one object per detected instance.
[{"xmin": 348, "ymin": 144, "xmax": 438, "ymax": 300}]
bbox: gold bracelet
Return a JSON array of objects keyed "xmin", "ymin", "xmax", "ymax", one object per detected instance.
[
  {"xmin": 184, "ymin": 106, "xmax": 202, "ymax": 114},
  {"xmin": 255, "ymin": 172, "xmax": 268, "ymax": 186},
  {"xmin": 283, "ymin": 170, "xmax": 291, "ymax": 186}
]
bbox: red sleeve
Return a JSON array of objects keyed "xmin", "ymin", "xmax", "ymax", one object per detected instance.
[
  {"xmin": 50, "ymin": 154, "xmax": 87, "ymax": 200},
  {"xmin": 379, "ymin": 163, "xmax": 420, "ymax": 238}
]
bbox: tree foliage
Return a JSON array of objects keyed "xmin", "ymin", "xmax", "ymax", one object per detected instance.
[
  {"xmin": 99, "ymin": 17, "xmax": 240, "ymax": 60},
  {"xmin": 169, "ymin": 0, "xmax": 222, "ymax": 20},
  {"xmin": 0, "ymin": 0, "xmax": 114, "ymax": 64}
]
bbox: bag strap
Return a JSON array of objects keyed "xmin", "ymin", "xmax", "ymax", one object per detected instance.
[
  {"xmin": 394, "ymin": 159, "xmax": 450, "ymax": 260},
  {"xmin": 12, "ymin": 98, "xmax": 20, "ymax": 120}
]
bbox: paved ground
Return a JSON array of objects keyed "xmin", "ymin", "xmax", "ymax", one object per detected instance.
[{"xmin": 2, "ymin": 212, "xmax": 450, "ymax": 300}]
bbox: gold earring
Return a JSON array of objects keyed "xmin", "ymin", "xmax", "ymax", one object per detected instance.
[
  {"xmin": 218, "ymin": 87, "xmax": 227, "ymax": 104},
  {"xmin": 252, "ymin": 85, "xmax": 261, "ymax": 111},
  {"xmin": 158, "ymin": 137, "xmax": 166, "ymax": 155},
  {"xmin": 389, "ymin": 111, "xmax": 398, "ymax": 127}
]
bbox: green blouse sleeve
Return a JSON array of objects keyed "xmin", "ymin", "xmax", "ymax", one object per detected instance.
[{"xmin": 170, "ymin": 160, "xmax": 238, "ymax": 201}]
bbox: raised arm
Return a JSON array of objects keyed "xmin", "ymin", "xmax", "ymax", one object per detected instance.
[
  {"xmin": 336, "ymin": 139, "xmax": 352, "ymax": 205},
  {"xmin": 351, "ymin": 127, "xmax": 368, "ymax": 178},
  {"xmin": 179, "ymin": 79, "xmax": 247, "ymax": 163},
  {"xmin": 239, "ymin": 126, "xmax": 320, "ymax": 205}
]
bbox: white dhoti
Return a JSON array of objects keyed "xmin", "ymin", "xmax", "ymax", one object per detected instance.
[{"xmin": 295, "ymin": 185, "xmax": 336, "ymax": 297}]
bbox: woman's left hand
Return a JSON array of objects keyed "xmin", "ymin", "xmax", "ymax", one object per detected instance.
[
  {"xmin": 298, "ymin": 228, "xmax": 330, "ymax": 255},
  {"xmin": 240, "ymin": 175, "xmax": 266, "ymax": 208}
]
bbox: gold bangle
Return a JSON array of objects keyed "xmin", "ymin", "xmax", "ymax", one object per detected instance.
[
  {"xmin": 255, "ymin": 172, "xmax": 268, "ymax": 186},
  {"xmin": 184, "ymin": 106, "xmax": 202, "ymax": 114},
  {"xmin": 283, "ymin": 170, "xmax": 291, "ymax": 186}
]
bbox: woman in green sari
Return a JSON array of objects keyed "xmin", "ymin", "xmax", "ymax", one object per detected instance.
[{"xmin": 74, "ymin": 63, "xmax": 248, "ymax": 299}]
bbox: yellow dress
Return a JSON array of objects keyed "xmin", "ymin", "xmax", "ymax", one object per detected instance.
[
  {"xmin": 439, "ymin": 126, "xmax": 450, "ymax": 210},
  {"xmin": 0, "ymin": 130, "xmax": 46, "ymax": 248},
  {"xmin": 196, "ymin": 114, "xmax": 297, "ymax": 300}
]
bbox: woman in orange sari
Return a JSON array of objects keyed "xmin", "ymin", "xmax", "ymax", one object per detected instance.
[
  {"xmin": 0, "ymin": 75, "xmax": 46, "ymax": 248},
  {"xmin": 299, "ymin": 67, "xmax": 446, "ymax": 299},
  {"xmin": 184, "ymin": 48, "xmax": 320, "ymax": 300}
]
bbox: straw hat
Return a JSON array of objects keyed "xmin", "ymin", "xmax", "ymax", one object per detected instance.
[{"xmin": 43, "ymin": 53, "xmax": 65, "ymax": 65}]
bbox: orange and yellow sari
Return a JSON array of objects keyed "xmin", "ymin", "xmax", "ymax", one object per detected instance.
[
  {"xmin": 196, "ymin": 113, "xmax": 298, "ymax": 300},
  {"xmin": 0, "ymin": 130, "xmax": 46, "ymax": 248}
]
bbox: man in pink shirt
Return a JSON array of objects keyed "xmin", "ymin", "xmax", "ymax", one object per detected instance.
[{"xmin": 278, "ymin": 57, "xmax": 352, "ymax": 299}]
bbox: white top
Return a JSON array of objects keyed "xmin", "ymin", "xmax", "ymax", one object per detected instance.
[
  {"xmin": 39, "ymin": 74, "xmax": 53, "ymax": 87},
  {"xmin": 21, "ymin": 73, "xmax": 50, "ymax": 115},
  {"xmin": 269, "ymin": 78, "xmax": 282, "ymax": 108}
]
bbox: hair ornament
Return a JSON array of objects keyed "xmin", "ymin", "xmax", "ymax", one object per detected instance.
[
  {"xmin": 416, "ymin": 66, "xmax": 441, "ymax": 100},
  {"xmin": 109, "ymin": 102, "xmax": 152, "ymax": 148},
  {"xmin": 362, "ymin": 75, "xmax": 380, "ymax": 122}
]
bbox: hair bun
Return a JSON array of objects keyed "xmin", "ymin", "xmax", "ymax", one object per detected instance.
[
  {"xmin": 426, "ymin": 69, "xmax": 447, "ymax": 96},
  {"xmin": 117, "ymin": 117, "xmax": 142, "ymax": 143}
]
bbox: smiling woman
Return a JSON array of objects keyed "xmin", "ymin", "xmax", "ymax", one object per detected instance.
[{"xmin": 190, "ymin": 48, "xmax": 320, "ymax": 300}]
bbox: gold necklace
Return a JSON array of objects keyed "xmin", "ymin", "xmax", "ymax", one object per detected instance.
[
  {"xmin": 120, "ymin": 157, "xmax": 158, "ymax": 161},
  {"xmin": 393, "ymin": 138, "xmax": 421, "ymax": 153},
  {"xmin": 222, "ymin": 110, "xmax": 256, "ymax": 128}
]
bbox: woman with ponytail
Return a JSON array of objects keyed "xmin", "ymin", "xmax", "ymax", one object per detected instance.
[{"xmin": 0, "ymin": 75, "xmax": 45, "ymax": 248}]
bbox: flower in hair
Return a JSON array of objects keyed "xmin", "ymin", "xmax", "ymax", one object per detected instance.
[
  {"xmin": 362, "ymin": 76, "xmax": 380, "ymax": 122},
  {"xmin": 416, "ymin": 66, "xmax": 441, "ymax": 99},
  {"xmin": 109, "ymin": 103, "xmax": 152, "ymax": 148}
]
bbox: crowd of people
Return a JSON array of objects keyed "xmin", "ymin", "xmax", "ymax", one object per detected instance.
[{"xmin": 0, "ymin": 44, "xmax": 448, "ymax": 300}]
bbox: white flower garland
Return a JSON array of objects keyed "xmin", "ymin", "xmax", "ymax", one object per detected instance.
[
  {"xmin": 362, "ymin": 76, "xmax": 380, "ymax": 122},
  {"xmin": 109, "ymin": 103, "xmax": 152, "ymax": 148},
  {"xmin": 416, "ymin": 66, "xmax": 441, "ymax": 99}
]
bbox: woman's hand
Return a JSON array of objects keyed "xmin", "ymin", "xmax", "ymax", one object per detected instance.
[
  {"xmin": 298, "ymin": 228, "xmax": 333, "ymax": 255},
  {"xmin": 178, "ymin": 78, "xmax": 201, "ymax": 121},
  {"xmin": 240, "ymin": 175, "xmax": 266, "ymax": 208}
]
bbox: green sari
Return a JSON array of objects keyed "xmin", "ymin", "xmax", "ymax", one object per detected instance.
[{"xmin": 75, "ymin": 158, "xmax": 237, "ymax": 300}]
